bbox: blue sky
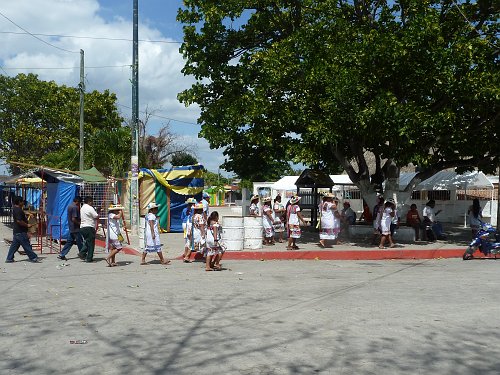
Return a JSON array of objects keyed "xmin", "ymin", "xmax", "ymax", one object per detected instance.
[{"xmin": 0, "ymin": 0, "xmax": 229, "ymax": 175}]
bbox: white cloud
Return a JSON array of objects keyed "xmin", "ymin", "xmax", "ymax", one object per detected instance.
[{"xmin": 0, "ymin": 0, "xmax": 228, "ymax": 173}]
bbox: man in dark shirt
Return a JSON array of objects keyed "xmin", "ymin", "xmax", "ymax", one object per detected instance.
[
  {"xmin": 5, "ymin": 196, "xmax": 40, "ymax": 263},
  {"xmin": 58, "ymin": 196, "xmax": 82, "ymax": 260}
]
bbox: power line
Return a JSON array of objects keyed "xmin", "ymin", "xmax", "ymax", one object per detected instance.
[
  {"xmin": 117, "ymin": 103, "xmax": 200, "ymax": 126},
  {"xmin": 0, "ymin": 30, "xmax": 182, "ymax": 44},
  {"xmin": 0, "ymin": 11, "xmax": 79, "ymax": 54},
  {"xmin": 0, "ymin": 64, "xmax": 131, "ymax": 71}
]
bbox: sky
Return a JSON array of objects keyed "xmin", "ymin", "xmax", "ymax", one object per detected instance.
[{"xmin": 0, "ymin": 0, "xmax": 230, "ymax": 175}]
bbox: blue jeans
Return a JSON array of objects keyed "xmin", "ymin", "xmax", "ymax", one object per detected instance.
[
  {"xmin": 60, "ymin": 232, "xmax": 83, "ymax": 257},
  {"xmin": 6, "ymin": 232, "xmax": 38, "ymax": 261}
]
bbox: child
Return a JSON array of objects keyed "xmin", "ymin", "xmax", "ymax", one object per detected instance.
[
  {"xmin": 142, "ymin": 202, "xmax": 170, "ymax": 265},
  {"xmin": 106, "ymin": 204, "xmax": 124, "ymax": 267},
  {"xmin": 206, "ymin": 211, "xmax": 225, "ymax": 271},
  {"xmin": 249, "ymin": 195, "xmax": 260, "ymax": 216},
  {"xmin": 379, "ymin": 199, "xmax": 396, "ymax": 249},
  {"xmin": 182, "ymin": 197, "xmax": 197, "ymax": 262},
  {"xmin": 262, "ymin": 197, "xmax": 275, "ymax": 245},
  {"xmin": 191, "ymin": 203, "xmax": 206, "ymax": 256},
  {"xmin": 286, "ymin": 196, "xmax": 308, "ymax": 250},
  {"xmin": 273, "ymin": 195, "xmax": 286, "ymax": 243}
]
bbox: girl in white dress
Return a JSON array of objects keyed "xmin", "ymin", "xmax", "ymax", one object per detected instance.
[
  {"xmin": 106, "ymin": 204, "xmax": 124, "ymax": 267},
  {"xmin": 206, "ymin": 211, "xmax": 224, "ymax": 271},
  {"xmin": 142, "ymin": 202, "xmax": 170, "ymax": 265},
  {"xmin": 273, "ymin": 195, "xmax": 285, "ymax": 243},
  {"xmin": 191, "ymin": 203, "xmax": 206, "ymax": 254},
  {"xmin": 379, "ymin": 199, "xmax": 396, "ymax": 249},
  {"xmin": 319, "ymin": 193, "xmax": 341, "ymax": 247},
  {"xmin": 262, "ymin": 197, "xmax": 275, "ymax": 245},
  {"xmin": 286, "ymin": 196, "xmax": 308, "ymax": 250},
  {"xmin": 249, "ymin": 195, "xmax": 260, "ymax": 216}
]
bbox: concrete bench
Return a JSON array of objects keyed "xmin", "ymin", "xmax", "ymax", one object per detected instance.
[{"xmin": 348, "ymin": 225, "xmax": 416, "ymax": 242}]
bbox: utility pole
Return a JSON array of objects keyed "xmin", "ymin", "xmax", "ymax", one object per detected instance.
[
  {"xmin": 130, "ymin": 0, "xmax": 140, "ymax": 235},
  {"xmin": 79, "ymin": 49, "xmax": 85, "ymax": 171}
]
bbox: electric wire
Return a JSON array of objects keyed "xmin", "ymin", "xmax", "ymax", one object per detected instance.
[
  {"xmin": 117, "ymin": 103, "xmax": 200, "ymax": 126},
  {"xmin": 0, "ymin": 11, "xmax": 79, "ymax": 54},
  {"xmin": 0, "ymin": 30, "xmax": 182, "ymax": 44},
  {"xmin": 1, "ymin": 65, "xmax": 131, "ymax": 71}
]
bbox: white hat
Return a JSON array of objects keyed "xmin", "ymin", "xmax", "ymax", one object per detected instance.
[
  {"xmin": 146, "ymin": 202, "xmax": 160, "ymax": 210},
  {"xmin": 108, "ymin": 204, "xmax": 124, "ymax": 211},
  {"xmin": 263, "ymin": 197, "xmax": 272, "ymax": 202},
  {"xmin": 290, "ymin": 196, "xmax": 301, "ymax": 204}
]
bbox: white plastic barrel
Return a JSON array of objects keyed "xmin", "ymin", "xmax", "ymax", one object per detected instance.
[
  {"xmin": 221, "ymin": 216, "xmax": 244, "ymax": 251},
  {"xmin": 243, "ymin": 216, "xmax": 263, "ymax": 250}
]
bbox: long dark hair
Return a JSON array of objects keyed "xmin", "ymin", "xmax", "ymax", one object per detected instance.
[
  {"xmin": 208, "ymin": 211, "xmax": 219, "ymax": 224},
  {"xmin": 471, "ymin": 199, "xmax": 480, "ymax": 218}
]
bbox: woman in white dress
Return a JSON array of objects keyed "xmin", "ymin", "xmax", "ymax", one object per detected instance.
[
  {"xmin": 249, "ymin": 195, "xmax": 260, "ymax": 216},
  {"xmin": 106, "ymin": 204, "xmax": 124, "ymax": 267},
  {"xmin": 319, "ymin": 193, "xmax": 341, "ymax": 247},
  {"xmin": 191, "ymin": 203, "xmax": 206, "ymax": 254},
  {"xmin": 262, "ymin": 197, "xmax": 275, "ymax": 245},
  {"xmin": 379, "ymin": 199, "xmax": 396, "ymax": 249},
  {"xmin": 286, "ymin": 196, "xmax": 308, "ymax": 250},
  {"xmin": 273, "ymin": 195, "xmax": 286, "ymax": 243},
  {"xmin": 142, "ymin": 202, "xmax": 170, "ymax": 265}
]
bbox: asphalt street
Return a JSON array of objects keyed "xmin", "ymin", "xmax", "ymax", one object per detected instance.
[{"xmin": 1, "ymin": 246, "xmax": 499, "ymax": 375}]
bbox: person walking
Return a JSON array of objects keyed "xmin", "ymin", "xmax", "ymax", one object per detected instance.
[
  {"xmin": 468, "ymin": 198, "xmax": 483, "ymax": 238},
  {"xmin": 191, "ymin": 203, "xmax": 207, "ymax": 256},
  {"xmin": 262, "ymin": 197, "xmax": 275, "ymax": 245},
  {"xmin": 205, "ymin": 211, "xmax": 224, "ymax": 271},
  {"xmin": 286, "ymin": 195, "xmax": 308, "ymax": 250},
  {"xmin": 79, "ymin": 196, "xmax": 99, "ymax": 263},
  {"xmin": 182, "ymin": 197, "xmax": 197, "ymax": 262},
  {"xmin": 105, "ymin": 204, "xmax": 125, "ymax": 267},
  {"xmin": 379, "ymin": 199, "xmax": 396, "ymax": 249},
  {"xmin": 5, "ymin": 196, "xmax": 40, "ymax": 263},
  {"xmin": 273, "ymin": 195, "xmax": 286, "ymax": 243},
  {"xmin": 371, "ymin": 195, "xmax": 384, "ymax": 245},
  {"xmin": 58, "ymin": 196, "xmax": 82, "ymax": 261},
  {"xmin": 319, "ymin": 193, "xmax": 341, "ymax": 247},
  {"xmin": 142, "ymin": 202, "xmax": 170, "ymax": 265},
  {"xmin": 202, "ymin": 192, "xmax": 210, "ymax": 221}
]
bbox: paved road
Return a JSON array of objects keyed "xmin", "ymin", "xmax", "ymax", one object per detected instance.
[{"xmin": 1, "ymin": 247, "xmax": 499, "ymax": 374}]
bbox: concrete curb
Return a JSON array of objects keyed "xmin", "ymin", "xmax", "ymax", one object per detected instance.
[{"xmin": 95, "ymin": 237, "xmax": 466, "ymax": 260}]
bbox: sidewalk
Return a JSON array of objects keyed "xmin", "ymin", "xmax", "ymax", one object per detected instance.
[
  {"xmin": 98, "ymin": 222, "xmax": 472, "ymax": 261},
  {"xmin": 0, "ymin": 206, "xmax": 473, "ymax": 261}
]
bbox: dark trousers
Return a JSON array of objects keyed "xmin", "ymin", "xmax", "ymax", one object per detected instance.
[
  {"xmin": 6, "ymin": 232, "xmax": 38, "ymax": 261},
  {"xmin": 79, "ymin": 227, "xmax": 96, "ymax": 262},
  {"xmin": 60, "ymin": 231, "xmax": 83, "ymax": 257}
]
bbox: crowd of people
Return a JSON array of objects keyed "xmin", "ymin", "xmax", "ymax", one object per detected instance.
[{"xmin": 4, "ymin": 190, "xmax": 485, "ymax": 265}]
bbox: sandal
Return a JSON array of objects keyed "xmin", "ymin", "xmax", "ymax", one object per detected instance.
[
  {"xmin": 286, "ymin": 247, "xmax": 294, "ymax": 250},
  {"xmin": 105, "ymin": 258, "xmax": 112, "ymax": 267},
  {"xmin": 205, "ymin": 268, "xmax": 215, "ymax": 271},
  {"xmin": 292, "ymin": 245, "xmax": 299, "ymax": 250},
  {"xmin": 140, "ymin": 262, "xmax": 148, "ymax": 265}
]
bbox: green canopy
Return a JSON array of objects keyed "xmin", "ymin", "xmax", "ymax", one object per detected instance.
[{"xmin": 74, "ymin": 167, "xmax": 107, "ymax": 183}]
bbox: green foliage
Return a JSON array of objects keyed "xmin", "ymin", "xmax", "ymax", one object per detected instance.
[
  {"xmin": 178, "ymin": 1, "xmax": 499, "ymax": 190},
  {"xmin": 204, "ymin": 170, "xmax": 231, "ymax": 187},
  {"xmin": 0, "ymin": 73, "xmax": 128, "ymax": 175},
  {"xmin": 170, "ymin": 151, "xmax": 198, "ymax": 167}
]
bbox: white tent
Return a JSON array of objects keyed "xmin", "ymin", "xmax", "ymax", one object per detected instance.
[{"xmin": 399, "ymin": 171, "xmax": 494, "ymax": 191}]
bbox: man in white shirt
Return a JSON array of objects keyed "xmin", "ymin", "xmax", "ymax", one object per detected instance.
[
  {"xmin": 202, "ymin": 192, "xmax": 210, "ymax": 220},
  {"xmin": 78, "ymin": 196, "xmax": 100, "ymax": 262}
]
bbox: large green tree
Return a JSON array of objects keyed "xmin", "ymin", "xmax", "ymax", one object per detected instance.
[
  {"xmin": 0, "ymin": 73, "xmax": 128, "ymax": 176},
  {"xmin": 177, "ymin": 1, "xmax": 499, "ymax": 203}
]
